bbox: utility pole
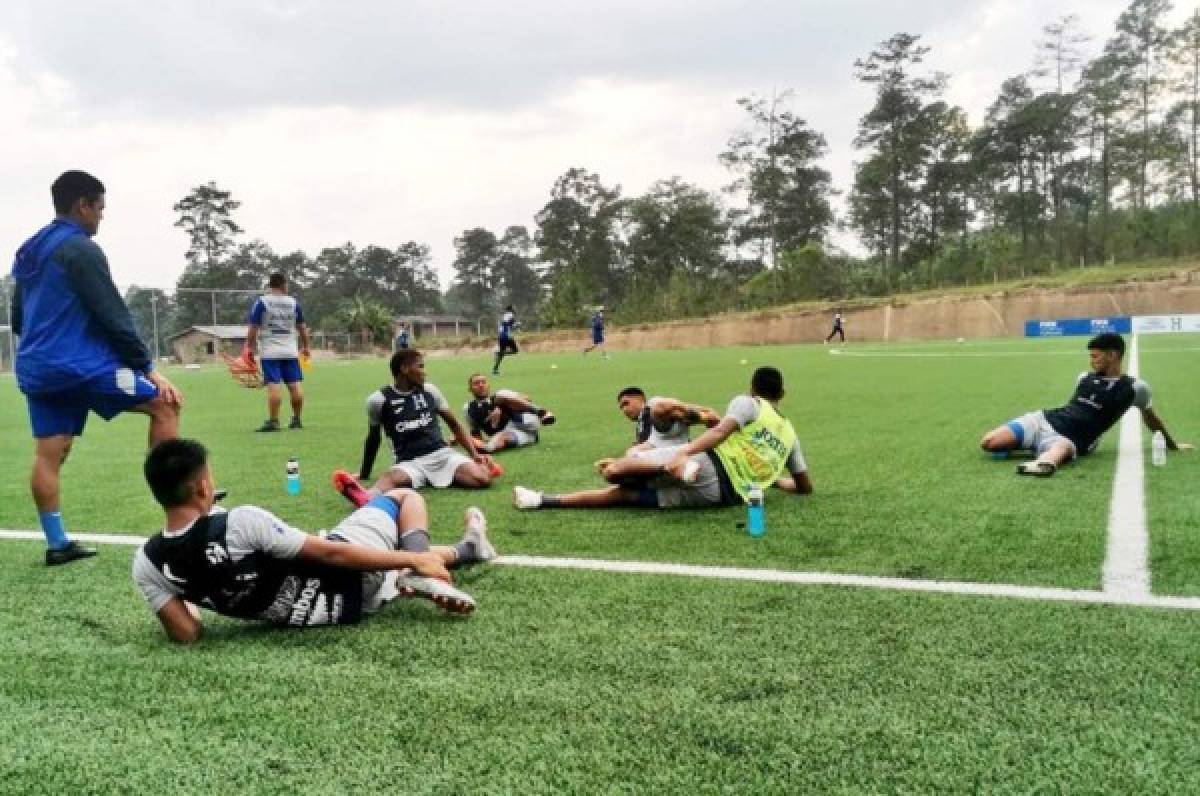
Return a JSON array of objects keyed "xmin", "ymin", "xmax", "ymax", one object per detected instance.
[{"xmin": 150, "ymin": 293, "xmax": 161, "ymax": 362}]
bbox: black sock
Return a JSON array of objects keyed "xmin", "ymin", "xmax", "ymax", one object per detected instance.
[
  {"xmin": 452, "ymin": 539, "xmax": 478, "ymax": 569},
  {"xmin": 542, "ymin": 494, "xmax": 562, "ymax": 508},
  {"xmin": 493, "ymin": 353, "xmax": 503, "ymax": 371},
  {"xmin": 398, "ymin": 529, "xmax": 431, "ymax": 553}
]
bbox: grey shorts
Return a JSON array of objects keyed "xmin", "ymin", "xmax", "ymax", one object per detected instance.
[
  {"xmin": 634, "ymin": 446, "xmax": 726, "ymax": 509},
  {"xmin": 391, "ymin": 447, "xmax": 473, "ymax": 488},
  {"xmin": 1007, "ymin": 410, "xmax": 1078, "ymax": 459},
  {"xmin": 488, "ymin": 426, "xmax": 538, "ymax": 450},
  {"xmin": 324, "ymin": 505, "xmax": 400, "ymax": 613}
]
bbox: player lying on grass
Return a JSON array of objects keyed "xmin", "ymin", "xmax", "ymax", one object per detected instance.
[
  {"xmin": 514, "ymin": 367, "xmax": 812, "ymax": 510},
  {"xmin": 612, "ymin": 387, "xmax": 719, "ymax": 458},
  {"xmin": 333, "ymin": 350, "xmax": 495, "ymax": 506},
  {"xmin": 463, "ymin": 373, "xmax": 556, "ymax": 453},
  {"xmin": 133, "ymin": 439, "xmax": 495, "ymax": 644},
  {"xmin": 981, "ymin": 332, "xmax": 1192, "ymax": 477}
]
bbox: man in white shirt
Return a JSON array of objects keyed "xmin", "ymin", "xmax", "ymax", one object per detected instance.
[{"xmin": 245, "ymin": 272, "xmax": 310, "ymax": 432}]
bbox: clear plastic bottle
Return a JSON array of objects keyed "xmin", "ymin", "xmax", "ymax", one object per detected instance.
[
  {"xmin": 746, "ymin": 484, "xmax": 765, "ymax": 538},
  {"xmin": 287, "ymin": 457, "xmax": 301, "ymax": 495},
  {"xmin": 1151, "ymin": 431, "xmax": 1167, "ymax": 467}
]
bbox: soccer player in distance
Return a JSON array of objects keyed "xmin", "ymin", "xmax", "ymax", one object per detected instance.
[
  {"xmin": 583, "ymin": 307, "xmax": 608, "ymax": 357},
  {"xmin": 245, "ymin": 272, "xmax": 310, "ymax": 432},
  {"xmin": 492, "ymin": 305, "xmax": 518, "ymax": 375},
  {"xmin": 133, "ymin": 439, "xmax": 494, "ymax": 644},
  {"xmin": 333, "ymin": 350, "xmax": 495, "ymax": 506},
  {"xmin": 515, "ymin": 367, "xmax": 811, "ymax": 510},
  {"xmin": 11, "ymin": 170, "xmax": 183, "ymax": 566},
  {"xmin": 981, "ymin": 332, "xmax": 1192, "ymax": 476},
  {"xmin": 824, "ymin": 311, "xmax": 845, "ymax": 344},
  {"xmin": 463, "ymin": 373, "xmax": 557, "ymax": 453}
]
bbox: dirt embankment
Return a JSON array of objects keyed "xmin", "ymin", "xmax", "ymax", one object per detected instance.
[{"xmin": 425, "ymin": 274, "xmax": 1200, "ymax": 355}]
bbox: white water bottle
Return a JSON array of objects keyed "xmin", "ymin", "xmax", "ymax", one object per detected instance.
[{"xmin": 1151, "ymin": 432, "xmax": 1167, "ymax": 467}]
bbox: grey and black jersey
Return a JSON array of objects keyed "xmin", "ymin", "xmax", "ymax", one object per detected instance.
[
  {"xmin": 366, "ymin": 383, "xmax": 450, "ymax": 462},
  {"xmin": 635, "ymin": 397, "xmax": 690, "ymax": 448},
  {"xmin": 464, "ymin": 390, "xmax": 538, "ymax": 437},
  {"xmin": 1044, "ymin": 372, "xmax": 1151, "ymax": 452},
  {"xmin": 135, "ymin": 510, "xmax": 364, "ymax": 627}
]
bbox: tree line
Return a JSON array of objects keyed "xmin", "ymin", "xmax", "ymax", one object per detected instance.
[{"xmin": 129, "ymin": 0, "xmax": 1200, "ymax": 346}]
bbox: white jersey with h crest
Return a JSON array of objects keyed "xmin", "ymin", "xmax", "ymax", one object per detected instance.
[{"xmin": 249, "ymin": 294, "xmax": 304, "ymax": 359}]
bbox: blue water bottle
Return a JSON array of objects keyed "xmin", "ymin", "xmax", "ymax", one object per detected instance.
[
  {"xmin": 286, "ymin": 457, "xmax": 301, "ymax": 496},
  {"xmin": 747, "ymin": 484, "xmax": 765, "ymax": 538}
]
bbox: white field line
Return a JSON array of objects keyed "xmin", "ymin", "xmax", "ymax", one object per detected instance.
[
  {"xmin": 1103, "ymin": 334, "xmax": 1150, "ymax": 597},
  {"xmin": 4, "ymin": 529, "xmax": 1198, "ymax": 612},
  {"xmin": 827, "ymin": 346, "xmax": 1200, "ymax": 358}
]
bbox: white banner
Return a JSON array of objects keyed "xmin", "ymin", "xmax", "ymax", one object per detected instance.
[{"xmin": 1131, "ymin": 314, "xmax": 1200, "ymax": 334}]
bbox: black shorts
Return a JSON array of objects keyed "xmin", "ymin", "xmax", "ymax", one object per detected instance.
[{"xmin": 498, "ymin": 338, "xmax": 519, "ymax": 354}]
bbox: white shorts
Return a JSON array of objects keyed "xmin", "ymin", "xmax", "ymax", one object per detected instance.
[
  {"xmin": 391, "ymin": 446, "xmax": 473, "ymax": 489},
  {"xmin": 324, "ymin": 505, "xmax": 400, "ymax": 613},
  {"xmin": 633, "ymin": 446, "xmax": 727, "ymax": 508},
  {"xmin": 1007, "ymin": 411, "xmax": 1078, "ymax": 459}
]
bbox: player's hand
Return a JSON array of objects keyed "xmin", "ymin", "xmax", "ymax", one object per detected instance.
[
  {"xmin": 409, "ymin": 553, "xmax": 452, "ymax": 584},
  {"xmin": 149, "ymin": 371, "xmax": 184, "ymax": 407},
  {"xmin": 700, "ymin": 409, "xmax": 720, "ymax": 427},
  {"xmin": 666, "ymin": 451, "xmax": 691, "ymax": 480},
  {"xmin": 300, "ymin": 347, "xmax": 311, "ymax": 359},
  {"xmin": 1176, "ymin": 442, "xmax": 1195, "ymax": 452},
  {"xmin": 487, "ymin": 407, "xmax": 504, "ymax": 427}
]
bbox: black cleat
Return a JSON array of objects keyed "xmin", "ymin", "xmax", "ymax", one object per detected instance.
[
  {"xmin": 45, "ymin": 541, "xmax": 97, "ymax": 567},
  {"xmin": 1017, "ymin": 461, "xmax": 1057, "ymax": 477},
  {"xmin": 214, "ymin": 489, "xmax": 229, "ymax": 502},
  {"xmin": 289, "ymin": 417, "xmax": 303, "ymax": 430},
  {"xmin": 255, "ymin": 419, "xmax": 281, "ymax": 433}
]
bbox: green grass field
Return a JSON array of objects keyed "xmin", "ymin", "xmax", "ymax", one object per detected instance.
[{"xmin": 2, "ymin": 336, "xmax": 1199, "ymax": 793}]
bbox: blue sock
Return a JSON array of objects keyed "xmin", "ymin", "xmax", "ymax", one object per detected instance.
[{"xmin": 39, "ymin": 511, "xmax": 69, "ymax": 550}]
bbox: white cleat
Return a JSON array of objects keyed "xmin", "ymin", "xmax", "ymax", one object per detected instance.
[
  {"xmin": 513, "ymin": 485, "xmax": 543, "ymax": 510},
  {"xmin": 462, "ymin": 507, "xmax": 497, "ymax": 563},
  {"xmin": 396, "ymin": 574, "xmax": 477, "ymax": 615}
]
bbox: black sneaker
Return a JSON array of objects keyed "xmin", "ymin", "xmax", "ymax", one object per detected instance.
[
  {"xmin": 255, "ymin": 419, "xmax": 281, "ymax": 433},
  {"xmin": 289, "ymin": 417, "xmax": 303, "ymax": 430},
  {"xmin": 45, "ymin": 541, "xmax": 97, "ymax": 566}
]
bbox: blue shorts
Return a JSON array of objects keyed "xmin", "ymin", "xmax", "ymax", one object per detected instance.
[
  {"xmin": 26, "ymin": 368, "xmax": 160, "ymax": 438},
  {"xmin": 261, "ymin": 358, "xmax": 303, "ymax": 385}
]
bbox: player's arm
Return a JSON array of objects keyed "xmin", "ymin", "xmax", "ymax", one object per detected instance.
[
  {"xmin": 359, "ymin": 424, "xmax": 382, "ymax": 480},
  {"xmin": 155, "ymin": 597, "xmax": 204, "ymax": 644},
  {"xmin": 677, "ymin": 417, "xmax": 740, "ymax": 457},
  {"xmin": 62, "ymin": 245, "xmax": 154, "ymax": 372},
  {"xmin": 244, "ymin": 299, "xmax": 264, "ymax": 360},
  {"xmin": 651, "ymin": 398, "xmax": 719, "ymax": 428},
  {"xmin": 296, "ymin": 303, "xmax": 310, "ymax": 357},
  {"xmin": 441, "ymin": 409, "xmax": 486, "ymax": 461},
  {"xmin": 296, "ymin": 536, "xmax": 452, "ymax": 583},
  {"xmin": 775, "ymin": 441, "xmax": 813, "ymax": 495},
  {"xmin": 244, "ymin": 325, "xmax": 259, "ymax": 359},
  {"xmin": 1140, "ymin": 408, "xmax": 1193, "ymax": 451},
  {"xmin": 10, "ymin": 282, "xmax": 22, "ymax": 337}
]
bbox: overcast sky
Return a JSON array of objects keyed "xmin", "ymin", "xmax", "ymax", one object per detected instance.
[{"xmin": 0, "ymin": 0, "xmax": 1183, "ymax": 295}]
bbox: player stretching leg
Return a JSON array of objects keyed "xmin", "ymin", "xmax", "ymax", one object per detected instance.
[
  {"xmin": 981, "ymin": 333, "xmax": 1191, "ymax": 476},
  {"xmin": 333, "ymin": 349, "xmax": 494, "ymax": 507},
  {"xmin": 463, "ymin": 373, "xmax": 556, "ymax": 454},
  {"xmin": 11, "ymin": 170, "xmax": 183, "ymax": 565}
]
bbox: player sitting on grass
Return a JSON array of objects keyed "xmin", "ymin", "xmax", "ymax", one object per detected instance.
[
  {"xmin": 333, "ymin": 350, "xmax": 494, "ymax": 506},
  {"xmin": 614, "ymin": 387, "xmax": 719, "ymax": 457},
  {"xmin": 133, "ymin": 439, "xmax": 496, "ymax": 644},
  {"xmin": 464, "ymin": 373, "xmax": 556, "ymax": 453},
  {"xmin": 515, "ymin": 366, "xmax": 811, "ymax": 510},
  {"xmin": 980, "ymin": 332, "xmax": 1192, "ymax": 477}
]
